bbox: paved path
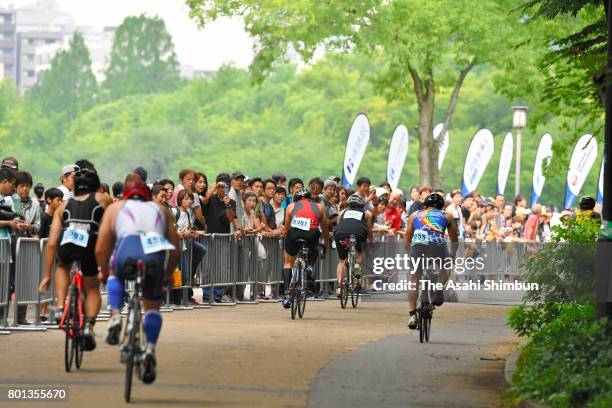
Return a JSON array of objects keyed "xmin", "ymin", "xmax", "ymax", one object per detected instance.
[{"xmin": 0, "ymin": 301, "xmax": 517, "ymax": 407}]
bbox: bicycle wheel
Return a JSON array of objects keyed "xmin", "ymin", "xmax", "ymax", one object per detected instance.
[
  {"xmin": 64, "ymin": 303, "xmax": 74, "ymax": 372},
  {"xmin": 124, "ymin": 304, "xmax": 137, "ymax": 402},
  {"xmin": 425, "ymin": 315, "xmax": 432, "ymax": 342},
  {"xmin": 350, "ymin": 275, "xmax": 359, "ymax": 308},
  {"xmin": 297, "ymin": 285, "xmax": 306, "ymax": 318},
  {"xmin": 75, "ymin": 289, "xmax": 84, "ymax": 369},
  {"xmin": 340, "ymin": 265, "xmax": 348, "ymax": 309},
  {"xmin": 290, "ymin": 279, "xmax": 298, "ymax": 320}
]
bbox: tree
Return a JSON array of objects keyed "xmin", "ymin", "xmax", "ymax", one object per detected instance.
[
  {"xmin": 28, "ymin": 32, "xmax": 97, "ymax": 121},
  {"xmin": 103, "ymin": 15, "xmax": 181, "ymax": 100},
  {"xmin": 188, "ymin": 0, "xmax": 530, "ymax": 186}
]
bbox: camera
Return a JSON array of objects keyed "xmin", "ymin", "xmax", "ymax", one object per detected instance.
[{"xmin": 0, "ymin": 204, "xmax": 18, "ymax": 221}]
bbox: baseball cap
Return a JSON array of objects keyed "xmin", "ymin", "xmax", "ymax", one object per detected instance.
[
  {"xmin": 231, "ymin": 171, "xmax": 246, "ymax": 179},
  {"xmin": 324, "ymin": 179, "xmax": 337, "ymax": 189},
  {"xmin": 1, "ymin": 156, "xmax": 18, "ymax": 170},
  {"xmin": 62, "ymin": 164, "xmax": 79, "ymax": 175}
]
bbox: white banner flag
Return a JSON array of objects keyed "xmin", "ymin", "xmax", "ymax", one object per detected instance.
[
  {"xmin": 433, "ymin": 123, "xmax": 450, "ymax": 170},
  {"xmin": 597, "ymin": 157, "xmax": 604, "ymax": 206},
  {"xmin": 496, "ymin": 132, "xmax": 514, "ymax": 196},
  {"xmin": 564, "ymin": 134, "xmax": 598, "ymax": 209},
  {"xmin": 386, "ymin": 124, "xmax": 409, "ymax": 190},
  {"xmin": 530, "ymin": 133, "xmax": 553, "ymax": 207},
  {"xmin": 341, "ymin": 113, "xmax": 370, "ymax": 188},
  {"xmin": 461, "ymin": 129, "xmax": 495, "ymax": 196}
]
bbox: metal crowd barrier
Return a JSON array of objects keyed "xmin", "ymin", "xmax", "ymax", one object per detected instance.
[
  {"xmin": 0, "ymin": 238, "xmax": 10, "ymax": 333},
  {"xmin": 12, "ymin": 238, "xmax": 46, "ymax": 330}
]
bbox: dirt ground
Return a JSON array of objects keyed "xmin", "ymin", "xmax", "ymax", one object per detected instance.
[{"xmin": 0, "ymin": 301, "xmax": 518, "ymax": 407}]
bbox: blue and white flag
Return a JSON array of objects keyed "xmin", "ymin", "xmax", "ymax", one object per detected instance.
[
  {"xmin": 530, "ymin": 133, "xmax": 553, "ymax": 207},
  {"xmin": 596, "ymin": 157, "xmax": 604, "ymax": 206},
  {"xmin": 341, "ymin": 113, "xmax": 370, "ymax": 188},
  {"xmin": 386, "ymin": 124, "xmax": 409, "ymax": 190},
  {"xmin": 433, "ymin": 123, "xmax": 450, "ymax": 170},
  {"xmin": 496, "ymin": 132, "xmax": 513, "ymax": 196},
  {"xmin": 461, "ymin": 129, "xmax": 494, "ymax": 196},
  {"xmin": 564, "ymin": 134, "xmax": 598, "ymax": 209}
]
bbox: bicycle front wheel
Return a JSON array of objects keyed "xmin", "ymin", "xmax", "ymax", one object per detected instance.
[
  {"xmin": 297, "ymin": 286, "xmax": 306, "ymax": 318},
  {"xmin": 124, "ymin": 307, "xmax": 137, "ymax": 402},
  {"xmin": 419, "ymin": 311, "xmax": 426, "ymax": 343},
  {"xmin": 350, "ymin": 285, "xmax": 359, "ymax": 308}
]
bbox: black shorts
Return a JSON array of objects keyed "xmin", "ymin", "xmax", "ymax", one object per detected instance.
[
  {"xmin": 56, "ymin": 241, "xmax": 98, "ymax": 277},
  {"xmin": 410, "ymin": 243, "xmax": 449, "ymax": 273},
  {"xmin": 334, "ymin": 232, "xmax": 368, "ymax": 260},
  {"xmin": 284, "ymin": 227, "xmax": 320, "ymax": 257}
]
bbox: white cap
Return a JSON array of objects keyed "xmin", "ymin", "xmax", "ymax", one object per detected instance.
[{"xmin": 62, "ymin": 164, "xmax": 79, "ymax": 175}]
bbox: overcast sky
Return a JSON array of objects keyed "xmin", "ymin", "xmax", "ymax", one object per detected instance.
[{"xmin": 8, "ymin": 0, "xmax": 254, "ymax": 70}]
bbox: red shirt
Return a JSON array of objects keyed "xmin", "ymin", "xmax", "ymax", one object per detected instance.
[{"xmin": 384, "ymin": 207, "xmax": 402, "ymax": 231}]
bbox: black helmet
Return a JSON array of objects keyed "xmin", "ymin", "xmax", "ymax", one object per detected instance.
[
  {"xmin": 347, "ymin": 194, "xmax": 365, "ymax": 208},
  {"xmin": 293, "ymin": 188, "xmax": 311, "ymax": 202},
  {"xmin": 73, "ymin": 168, "xmax": 100, "ymax": 196},
  {"xmin": 579, "ymin": 196, "xmax": 596, "ymax": 211},
  {"xmin": 423, "ymin": 193, "xmax": 444, "ymax": 210}
]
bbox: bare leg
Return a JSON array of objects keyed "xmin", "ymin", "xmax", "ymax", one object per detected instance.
[
  {"xmin": 54, "ymin": 264, "xmax": 70, "ymax": 309},
  {"xmin": 336, "ymin": 260, "xmax": 346, "ymax": 284},
  {"xmin": 83, "ymin": 276, "xmax": 101, "ymax": 327},
  {"xmin": 408, "ymin": 270, "xmax": 421, "ymax": 311}
]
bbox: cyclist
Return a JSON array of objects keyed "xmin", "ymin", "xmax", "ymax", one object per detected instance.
[
  {"xmin": 576, "ymin": 196, "xmax": 601, "ymax": 221},
  {"xmin": 281, "ymin": 188, "xmax": 330, "ymax": 308},
  {"xmin": 38, "ymin": 168, "xmax": 112, "ymax": 350},
  {"xmin": 404, "ymin": 193, "xmax": 458, "ymax": 329},
  {"xmin": 95, "ymin": 181, "xmax": 180, "ymax": 385},
  {"xmin": 334, "ymin": 194, "xmax": 373, "ymax": 296}
]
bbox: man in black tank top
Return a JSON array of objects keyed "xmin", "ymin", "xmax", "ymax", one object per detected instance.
[
  {"xmin": 334, "ymin": 194, "xmax": 373, "ymax": 295},
  {"xmin": 39, "ymin": 168, "xmax": 112, "ymax": 351}
]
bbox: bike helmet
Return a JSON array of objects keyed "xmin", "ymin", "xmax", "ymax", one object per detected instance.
[
  {"xmin": 423, "ymin": 193, "xmax": 444, "ymax": 210},
  {"xmin": 123, "ymin": 181, "xmax": 151, "ymax": 201},
  {"xmin": 346, "ymin": 194, "xmax": 365, "ymax": 209},
  {"xmin": 293, "ymin": 188, "xmax": 311, "ymax": 202},
  {"xmin": 73, "ymin": 168, "xmax": 100, "ymax": 196},
  {"xmin": 579, "ymin": 196, "xmax": 596, "ymax": 211}
]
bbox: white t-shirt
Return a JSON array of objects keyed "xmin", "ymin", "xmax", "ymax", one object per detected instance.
[{"xmin": 57, "ymin": 185, "xmax": 73, "ymax": 201}]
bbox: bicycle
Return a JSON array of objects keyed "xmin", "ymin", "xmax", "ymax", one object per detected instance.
[
  {"xmin": 289, "ymin": 240, "xmax": 308, "ymax": 320},
  {"xmin": 120, "ymin": 259, "xmax": 147, "ymax": 403},
  {"xmin": 339, "ymin": 235, "xmax": 360, "ymax": 309},
  {"xmin": 416, "ymin": 268, "xmax": 437, "ymax": 343},
  {"xmin": 60, "ymin": 264, "xmax": 85, "ymax": 372}
]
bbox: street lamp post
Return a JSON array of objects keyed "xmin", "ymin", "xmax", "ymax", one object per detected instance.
[{"xmin": 512, "ymin": 106, "xmax": 528, "ymax": 199}]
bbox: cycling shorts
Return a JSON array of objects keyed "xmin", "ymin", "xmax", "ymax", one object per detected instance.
[
  {"xmin": 57, "ymin": 239, "xmax": 98, "ymax": 277},
  {"xmin": 410, "ymin": 243, "xmax": 449, "ymax": 273},
  {"xmin": 334, "ymin": 232, "xmax": 368, "ymax": 260},
  {"xmin": 111, "ymin": 235, "xmax": 167, "ymax": 301},
  {"xmin": 284, "ymin": 227, "xmax": 320, "ymax": 257}
]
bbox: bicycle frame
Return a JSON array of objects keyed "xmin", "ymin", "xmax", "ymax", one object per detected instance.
[
  {"xmin": 122, "ymin": 260, "xmax": 145, "ymax": 403},
  {"xmin": 60, "ymin": 270, "xmax": 84, "ymax": 333}
]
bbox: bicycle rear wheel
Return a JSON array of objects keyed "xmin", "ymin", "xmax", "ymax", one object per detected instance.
[
  {"xmin": 340, "ymin": 265, "xmax": 349, "ymax": 309},
  {"xmin": 75, "ymin": 289, "xmax": 84, "ymax": 369},
  {"xmin": 425, "ymin": 315, "xmax": 432, "ymax": 342},
  {"xmin": 350, "ymin": 279, "xmax": 359, "ymax": 308},
  {"xmin": 64, "ymin": 287, "xmax": 77, "ymax": 372},
  {"xmin": 297, "ymin": 286, "xmax": 306, "ymax": 318},
  {"xmin": 124, "ymin": 305, "xmax": 137, "ymax": 402},
  {"xmin": 290, "ymin": 283, "xmax": 298, "ymax": 320},
  {"xmin": 419, "ymin": 310, "xmax": 426, "ymax": 343}
]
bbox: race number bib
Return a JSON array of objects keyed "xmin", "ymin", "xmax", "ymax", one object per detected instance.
[
  {"xmin": 61, "ymin": 226, "xmax": 89, "ymax": 247},
  {"xmin": 290, "ymin": 217, "xmax": 311, "ymax": 231},
  {"xmin": 412, "ymin": 229, "xmax": 429, "ymax": 245},
  {"xmin": 343, "ymin": 210, "xmax": 363, "ymax": 221},
  {"xmin": 140, "ymin": 232, "xmax": 176, "ymax": 255}
]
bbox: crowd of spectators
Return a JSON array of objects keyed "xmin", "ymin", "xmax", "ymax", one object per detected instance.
[{"xmin": 0, "ymin": 155, "xmax": 603, "ymax": 310}]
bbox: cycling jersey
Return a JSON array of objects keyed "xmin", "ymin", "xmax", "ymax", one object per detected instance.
[
  {"xmin": 111, "ymin": 200, "xmax": 172, "ymax": 300},
  {"xmin": 411, "ymin": 208, "xmax": 448, "ymax": 245},
  {"xmin": 335, "ymin": 209, "xmax": 367, "ymax": 237},
  {"xmin": 289, "ymin": 199, "xmax": 321, "ymax": 231},
  {"xmin": 56, "ymin": 194, "xmax": 105, "ymax": 276}
]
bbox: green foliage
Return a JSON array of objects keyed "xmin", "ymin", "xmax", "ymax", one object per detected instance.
[
  {"xmin": 508, "ymin": 302, "xmax": 612, "ymax": 407},
  {"xmin": 508, "ymin": 301, "xmax": 566, "ymax": 337},
  {"xmin": 28, "ymin": 32, "xmax": 97, "ymax": 122},
  {"xmin": 103, "ymin": 14, "xmax": 180, "ymax": 100},
  {"xmin": 521, "ymin": 215, "xmax": 600, "ymax": 303}
]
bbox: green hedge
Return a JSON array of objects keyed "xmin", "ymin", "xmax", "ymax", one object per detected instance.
[{"xmin": 508, "ymin": 303, "xmax": 612, "ymax": 407}]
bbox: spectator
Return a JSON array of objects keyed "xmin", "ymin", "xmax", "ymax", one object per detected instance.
[
  {"xmin": 284, "ymin": 177, "xmax": 304, "ymax": 208},
  {"xmin": 446, "ymin": 189, "xmax": 464, "ymax": 236},
  {"xmin": 385, "ymin": 192, "xmax": 403, "ymax": 234},
  {"xmin": 57, "ymin": 164, "xmax": 79, "ymax": 201},
  {"xmin": 75, "ymin": 159, "xmax": 95, "ymax": 172},
  {"xmin": 261, "ymin": 179, "xmax": 282, "ymax": 235},
  {"xmin": 158, "ymin": 179, "xmax": 175, "ymax": 205},
  {"xmin": 33, "ymin": 183, "xmax": 45, "ymax": 213},
  {"xmin": 355, "ymin": 177, "xmax": 376, "ymax": 211},
  {"xmin": 308, "ymin": 177, "xmax": 324, "ymax": 203},
  {"xmin": 408, "ymin": 185, "xmax": 432, "ymax": 215},
  {"xmin": 320, "ymin": 179, "xmax": 339, "ymax": 230},
  {"xmin": 270, "ymin": 186, "xmax": 286, "ymax": 233},
  {"xmin": 461, "ymin": 192, "xmax": 475, "ymax": 221},
  {"xmin": 271, "ymin": 172, "xmax": 287, "ymax": 188},
  {"xmin": 12, "ymin": 171, "xmax": 40, "ymax": 237},
  {"xmin": 170, "ymin": 169, "xmax": 207, "ymax": 229},
  {"xmin": 1, "ymin": 156, "xmax": 18, "ymax": 171},
  {"xmin": 39, "ymin": 187, "xmax": 63, "ymax": 239},
  {"xmin": 513, "ymin": 195, "xmax": 528, "ymax": 216},
  {"xmin": 193, "ymin": 172, "xmax": 209, "ymax": 231},
  {"xmin": 151, "ymin": 185, "xmax": 167, "ymax": 207},
  {"xmin": 204, "ymin": 174, "xmax": 236, "ymax": 235},
  {"xmin": 494, "ymin": 194, "xmax": 505, "ymax": 213},
  {"xmin": 524, "ymin": 204, "xmax": 541, "ymax": 241},
  {"xmin": 242, "ymin": 192, "xmax": 264, "ymax": 235},
  {"xmin": 112, "ymin": 181, "xmax": 124, "ymax": 202},
  {"xmin": 406, "ymin": 185, "xmax": 419, "ymax": 209},
  {"xmin": 229, "ymin": 171, "xmax": 246, "ymax": 233},
  {"xmin": 379, "ymin": 181, "xmax": 392, "ymax": 193},
  {"xmin": 133, "ymin": 166, "xmax": 148, "ymax": 184},
  {"xmin": 100, "ymin": 182, "xmax": 110, "ymax": 195},
  {"xmin": 0, "ymin": 168, "xmax": 18, "ymax": 239}
]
